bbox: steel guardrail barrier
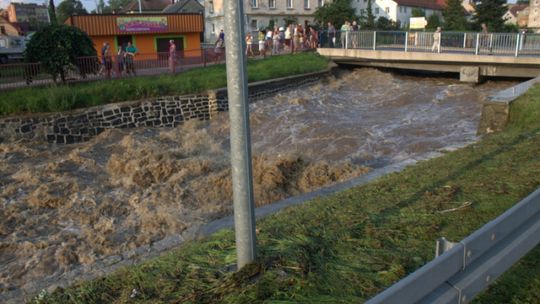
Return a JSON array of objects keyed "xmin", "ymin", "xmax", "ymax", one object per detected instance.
[{"xmin": 365, "ymin": 187, "xmax": 540, "ymax": 304}]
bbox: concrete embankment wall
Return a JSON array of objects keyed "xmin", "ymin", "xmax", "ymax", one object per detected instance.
[
  {"xmin": 0, "ymin": 69, "xmax": 331, "ymax": 144},
  {"xmin": 478, "ymin": 76, "xmax": 540, "ymax": 134}
]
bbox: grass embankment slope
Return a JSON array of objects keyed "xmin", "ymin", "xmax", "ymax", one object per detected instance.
[
  {"xmin": 37, "ymin": 85, "xmax": 540, "ymax": 304},
  {"xmin": 0, "ymin": 53, "xmax": 328, "ymax": 116}
]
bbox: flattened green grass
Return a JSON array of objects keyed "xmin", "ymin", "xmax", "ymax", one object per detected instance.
[
  {"xmin": 38, "ymin": 85, "xmax": 540, "ymax": 303},
  {"xmin": 0, "ymin": 53, "xmax": 328, "ymax": 116}
]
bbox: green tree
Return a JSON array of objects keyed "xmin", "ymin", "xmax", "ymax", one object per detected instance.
[
  {"xmin": 473, "ymin": 0, "xmax": 506, "ymax": 32},
  {"xmin": 57, "ymin": 0, "xmax": 87, "ymax": 23},
  {"xmin": 25, "ymin": 24, "xmax": 96, "ymax": 83},
  {"xmin": 48, "ymin": 0, "xmax": 57, "ymax": 25},
  {"xmin": 411, "ymin": 8, "xmax": 425, "ymax": 17},
  {"xmin": 375, "ymin": 16, "xmax": 400, "ymax": 30},
  {"xmin": 426, "ymin": 14, "xmax": 442, "ymax": 30},
  {"xmin": 360, "ymin": 0, "xmax": 376, "ymax": 29},
  {"xmin": 443, "ymin": 0, "xmax": 469, "ymax": 30},
  {"xmin": 314, "ymin": 0, "xmax": 356, "ymax": 29},
  {"xmin": 108, "ymin": 0, "xmax": 134, "ymax": 12}
]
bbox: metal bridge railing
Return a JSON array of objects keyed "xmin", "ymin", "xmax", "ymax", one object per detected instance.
[
  {"xmin": 320, "ymin": 30, "xmax": 540, "ymax": 57},
  {"xmin": 365, "ymin": 187, "xmax": 540, "ymax": 304}
]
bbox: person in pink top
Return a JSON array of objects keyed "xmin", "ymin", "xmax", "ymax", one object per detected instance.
[{"xmin": 168, "ymin": 40, "xmax": 177, "ymax": 74}]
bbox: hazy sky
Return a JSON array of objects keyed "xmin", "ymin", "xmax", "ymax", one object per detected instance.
[{"xmin": 0, "ymin": 0, "xmax": 98, "ymax": 12}]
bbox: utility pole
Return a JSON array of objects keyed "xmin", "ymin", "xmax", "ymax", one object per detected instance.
[{"xmin": 223, "ymin": 0, "xmax": 257, "ymax": 269}]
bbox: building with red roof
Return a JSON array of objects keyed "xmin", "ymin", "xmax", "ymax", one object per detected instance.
[{"xmin": 352, "ymin": 0, "xmax": 444, "ymax": 28}]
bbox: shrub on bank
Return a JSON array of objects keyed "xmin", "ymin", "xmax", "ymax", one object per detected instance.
[{"xmin": 0, "ymin": 53, "xmax": 328, "ymax": 116}]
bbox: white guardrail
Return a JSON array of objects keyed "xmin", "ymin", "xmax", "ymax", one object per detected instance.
[
  {"xmin": 365, "ymin": 187, "xmax": 540, "ymax": 303},
  {"xmin": 321, "ymin": 30, "xmax": 540, "ymax": 57}
]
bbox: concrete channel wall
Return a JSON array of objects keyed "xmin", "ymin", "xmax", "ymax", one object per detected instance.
[
  {"xmin": 0, "ymin": 69, "xmax": 332, "ymax": 144},
  {"xmin": 478, "ymin": 76, "xmax": 540, "ymax": 134}
]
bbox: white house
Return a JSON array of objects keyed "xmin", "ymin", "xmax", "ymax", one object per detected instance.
[
  {"xmin": 204, "ymin": 0, "xmax": 325, "ymax": 42},
  {"xmin": 351, "ymin": 0, "xmax": 444, "ymax": 28}
]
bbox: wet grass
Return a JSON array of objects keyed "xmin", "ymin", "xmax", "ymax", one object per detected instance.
[
  {"xmin": 0, "ymin": 53, "xmax": 329, "ymax": 116},
  {"xmin": 35, "ymin": 85, "xmax": 540, "ymax": 303}
]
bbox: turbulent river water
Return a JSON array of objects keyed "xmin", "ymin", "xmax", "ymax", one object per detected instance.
[{"xmin": 0, "ymin": 68, "xmax": 516, "ymax": 301}]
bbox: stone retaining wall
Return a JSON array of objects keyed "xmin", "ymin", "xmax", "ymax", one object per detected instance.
[{"xmin": 0, "ymin": 69, "xmax": 330, "ymax": 144}]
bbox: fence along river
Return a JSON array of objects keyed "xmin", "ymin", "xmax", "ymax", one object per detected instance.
[{"xmin": 0, "ymin": 68, "xmax": 516, "ymax": 302}]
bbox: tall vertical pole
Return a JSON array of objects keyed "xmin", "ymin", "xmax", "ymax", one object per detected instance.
[
  {"xmin": 224, "ymin": 0, "xmax": 257, "ymax": 269},
  {"xmin": 138, "ymin": 0, "xmax": 142, "ymax": 13}
]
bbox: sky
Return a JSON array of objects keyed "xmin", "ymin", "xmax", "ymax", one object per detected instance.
[{"xmin": 0, "ymin": 0, "xmax": 98, "ymax": 12}]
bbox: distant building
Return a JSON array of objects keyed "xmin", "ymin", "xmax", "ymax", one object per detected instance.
[
  {"xmin": 0, "ymin": 16, "xmax": 21, "ymax": 36},
  {"xmin": 122, "ymin": 0, "xmax": 173, "ymax": 13},
  {"xmin": 351, "ymin": 0, "xmax": 443, "ymax": 28},
  {"xmin": 504, "ymin": 3, "xmax": 529, "ymax": 27},
  {"xmin": 529, "ymin": 0, "xmax": 540, "ymax": 31},
  {"xmin": 121, "ymin": 0, "xmax": 204, "ymax": 14},
  {"xmin": 6, "ymin": 3, "xmax": 50, "ymax": 24},
  {"xmin": 204, "ymin": 0, "xmax": 323, "ymax": 42},
  {"xmin": 163, "ymin": 0, "xmax": 204, "ymax": 14}
]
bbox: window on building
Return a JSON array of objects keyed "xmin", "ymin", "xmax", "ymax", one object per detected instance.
[
  {"xmin": 375, "ymin": 7, "xmax": 379, "ymax": 14},
  {"xmin": 304, "ymin": 0, "xmax": 310, "ymax": 9},
  {"xmin": 252, "ymin": 0, "xmax": 258, "ymax": 8},
  {"xmin": 212, "ymin": 23, "xmax": 215, "ymax": 33},
  {"xmin": 287, "ymin": 0, "xmax": 293, "ymax": 8},
  {"xmin": 385, "ymin": 7, "xmax": 389, "ymax": 13},
  {"xmin": 360, "ymin": 8, "xmax": 365, "ymax": 14},
  {"xmin": 318, "ymin": 0, "xmax": 324, "ymax": 7},
  {"xmin": 0, "ymin": 26, "xmax": 5, "ymax": 35},
  {"xmin": 209, "ymin": 0, "xmax": 214, "ymax": 13},
  {"xmin": 269, "ymin": 0, "xmax": 276, "ymax": 8},
  {"xmin": 250, "ymin": 19, "xmax": 258, "ymax": 30}
]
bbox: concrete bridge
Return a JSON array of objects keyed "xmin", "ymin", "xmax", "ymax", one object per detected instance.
[{"xmin": 317, "ymin": 31, "xmax": 540, "ymax": 83}]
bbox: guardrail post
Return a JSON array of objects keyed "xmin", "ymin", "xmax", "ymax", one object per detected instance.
[
  {"xmin": 405, "ymin": 31, "xmax": 408, "ymax": 52},
  {"xmin": 515, "ymin": 33, "xmax": 520, "ymax": 57},
  {"xmin": 373, "ymin": 31, "xmax": 377, "ymax": 50},
  {"xmin": 475, "ymin": 33, "xmax": 480, "ymax": 55},
  {"xmin": 489, "ymin": 33, "xmax": 493, "ymax": 53},
  {"xmin": 345, "ymin": 30, "xmax": 349, "ymax": 50},
  {"xmin": 463, "ymin": 32, "xmax": 467, "ymax": 49}
]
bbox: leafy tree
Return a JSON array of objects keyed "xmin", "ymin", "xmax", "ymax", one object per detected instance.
[
  {"xmin": 361, "ymin": 0, "xmax": 376, "ymax": 29},
  {"xmin": 314, "ymin": 0, "xmax": 356, "ymax": 29},
  {"xmin": 375, "ymin": 16, "xmax": 400, "ymax": 30},
  {"xmin": 48, "ymin": 0, "xmax": 57, "ymax": 25},
  {"xmin": 108, "ymin": 0, "xmax": 133, "ymax": 12},
  {"xmin": 426, "ymin": 14, "xmax": 442, "ymax": 30},
  {"xmin": 57, "ymin": 0, "xmax": 87, "ymax": 23},
  {"xmin": 24, "ymin": 24, "xmax": 97, "ymax": 83},
  {"xmin": 443, "ymin": 0, "xmax": 469, "ymax": 31},
  {"xmin": 473, "ymin": 0, "xmax": 506, "ymax": 32},
  {"xmin": 411, "ymin": 8, "xmax": 425, "ymax": 17},
  {"xmin": 283, "ymin": 16, "xmax": 298, "ymax": 26}
]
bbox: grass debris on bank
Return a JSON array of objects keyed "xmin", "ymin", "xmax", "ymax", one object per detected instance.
[
  {"xmin": 35, "ymin": 85, "xmax": 540, "ymax": 303},
  {"xmin": 0, "ymin": 53, "xmax": 329, "ymax": 117}
]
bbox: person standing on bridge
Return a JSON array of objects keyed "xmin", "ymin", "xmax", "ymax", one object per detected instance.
[
  {"xmin": 431, "ymin": 27, "xmax": 441, "ymax": 53},
  {"xmin": 328, "ymin": 22, "xmax": 336, "ymax": 48}
]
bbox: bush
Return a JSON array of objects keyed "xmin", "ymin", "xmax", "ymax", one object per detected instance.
[{"xmin": 24, "ymin": 24, "xmax": 96, "ymax": 84}]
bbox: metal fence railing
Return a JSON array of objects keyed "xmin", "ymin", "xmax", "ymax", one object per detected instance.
[
  {"xmin": 0, "ymin": 43, "xmax": 315, "ymax": 90},
  {"xmin": 320, "ymin": 30, "xmax": 540, "ymax": 57},
  {"xmin": 365, "ymin": 187, "xmax": 540, "ymax": 304}
]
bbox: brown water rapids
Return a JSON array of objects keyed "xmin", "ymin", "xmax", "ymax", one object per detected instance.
[{"xmin": 0, "ymin": 68, "xmax": 516, "ymax": 301}]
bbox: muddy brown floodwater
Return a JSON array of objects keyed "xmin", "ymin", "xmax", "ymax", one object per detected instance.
[{"xmin": 0, "ymin": 68, "xmax": 516, "ymax": 302}]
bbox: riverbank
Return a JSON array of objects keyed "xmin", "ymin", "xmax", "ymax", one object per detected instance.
[
  {"xmin": 34, "ymin": 84, "xmax": 540, "ymax": 302},
  {"xmin": 0, "ymin": 53, "xmax": 328, "ymax": 116}
]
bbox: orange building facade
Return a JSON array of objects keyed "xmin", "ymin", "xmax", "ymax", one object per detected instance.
[{"xmin": 66, "ymin": 13, "xmax": 203, "ymax": 59}]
